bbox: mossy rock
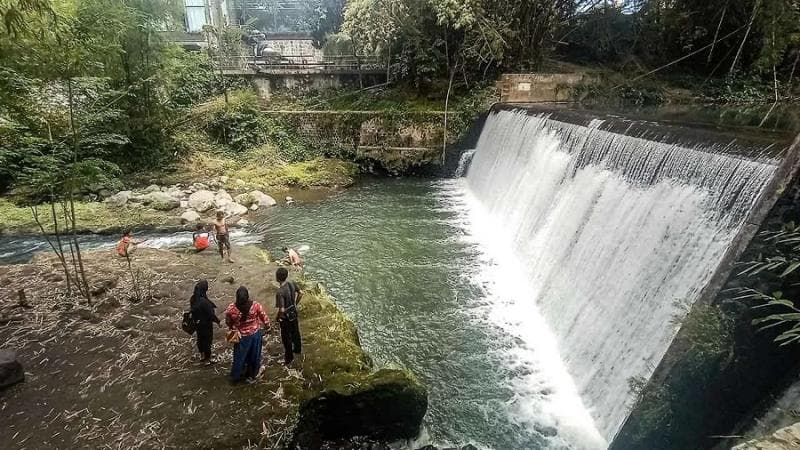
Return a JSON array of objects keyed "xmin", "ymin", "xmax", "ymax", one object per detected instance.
[{"xmin": 293, "ymin": 368, "xmax": 428, "ymax": 448}]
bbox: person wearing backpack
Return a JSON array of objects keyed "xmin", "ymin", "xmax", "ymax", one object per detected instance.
[
  {"xmin": 274, "ymin": 267, "xmax": 303, "ymax": 365},
  {"xmin": 189, "ymin": 280, "xmax": 220, "ymax": 365}
]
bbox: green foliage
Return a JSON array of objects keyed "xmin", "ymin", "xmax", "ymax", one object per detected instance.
[
  {"xmin": 160, "ymin": 48, "xmax": 220, "ymax": 108},
  {"xmin": 737, "ymin": 222, "xmax": 800, "ymax": 346},
  {"xmin": 196, "ymin": 90, "xmax": 266, "ymax": 152}
]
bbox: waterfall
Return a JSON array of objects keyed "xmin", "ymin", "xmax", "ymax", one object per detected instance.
[
  {"xmin": 463, "ymin": 109, "xmax": 779, "ymax": 442},
  {"xmin": 454, "ymin": 149, "xmax": 476, "ymax": 177}
]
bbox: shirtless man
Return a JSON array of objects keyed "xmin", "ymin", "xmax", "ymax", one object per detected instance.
[
  {"xmin": 283, "ymin": 247, "xmax": 303, "ymax": 269},
  {"xmin": 213, "ymin": 211, "xmax": 234, "ymax": 263}
]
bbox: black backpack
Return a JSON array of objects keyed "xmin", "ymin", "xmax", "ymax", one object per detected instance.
[
  {"xmin": 181, "ymin": 311, "xmax": 196, "ymax": 335},
  {"xmin": 283, "ymin": 282, "xmax": 298, "ymax": 322}
]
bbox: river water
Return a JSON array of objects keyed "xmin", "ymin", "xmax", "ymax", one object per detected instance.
[
  {"xmin": 253, "ymin": 178, "xmax": 604, "ymax": 449},
  {"xmin": 0, "ymin": 178, "xmax": 604, "ymax": 449}
]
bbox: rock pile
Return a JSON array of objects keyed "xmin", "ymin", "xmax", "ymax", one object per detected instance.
[{"xmin": 103, "ymin": 178, "xmax": 278, "ymax": 226}]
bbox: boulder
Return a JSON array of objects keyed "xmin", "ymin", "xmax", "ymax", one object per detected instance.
[
  {"xmin": 192, "ymin": 182, "xmax": 208, "ymax": 191},
  {"xmin": 221, "ymin": 202, "xmax": 248, "ymax": 217},
  {"xmin": 220, "ymin": 175, "xmax": 230, "ymax": 184},
  {"xmin": 0, "ymin": 349, "xmax": 24, "ymax": 390},
  {"xmin": 145, "ymin": 192, "xmax": 180, "ymax": 211},
  {"xmin": 250, "ymin": 190, "xmax": 277, "ymax": 207},
  {"xmin": 234, "ymin": 193, "xmax": 255, "ymax": 207},
  {"xmin": 188, "ymin": 190, "xmax": 216, "ymax": 212},
  {"xmin": 180, "ymin": 200, "xmax": 189, "ymax": 209},
  {"xmin": 250, "ymin": 204, "xmax": 259, "ymax": 211},
  {"xmin": 144, "ymin": 184, "xmax": 161, "ymax": 193},
  {"xmin": 106, "ymin": 190, "xmax": 132, "ymax": 208},
  {"xmin": 98, "ymin": 188, "xmax": 113, "ymax": 199},
  {"xmin": 294, "ymin": 368, "xmax": 427, "ymax": 447},
  {"xmin": 238, "ymin": 218, "xmax": 249, "ymax": 226},
  {"xmin": 128, "ymin": 193, "xmax": 146, "ymax": 203},
  {"xmin": 180, "ymin": 210, "xmax": 201, "ymax": 224},
  {"xmin": 214, "ymin": 190, "xmax": 234, "ymax": 208}
]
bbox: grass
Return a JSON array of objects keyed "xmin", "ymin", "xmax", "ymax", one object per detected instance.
[
  {"xmin": 0, "ymin": 198, "xmax": 180, "ymax": 235},
  {"xmin": 171, "ymin": 146, "xmax": 359, "ymax": 191}
]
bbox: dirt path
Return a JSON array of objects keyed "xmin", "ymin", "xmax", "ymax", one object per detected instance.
[{"xmin": 0, "ymin": 247, "xmax": 314, "ymax": 449}]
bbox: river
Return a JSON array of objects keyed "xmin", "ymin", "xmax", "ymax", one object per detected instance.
[
  {"xmin": 0, "ymin": 178, "xmax": 604, "ymax": 449},
  {"xmin": 253, "ymin": 178, "xmax": 604, "ymax": 449}
]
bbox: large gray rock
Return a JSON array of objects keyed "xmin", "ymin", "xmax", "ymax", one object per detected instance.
[
  {"xmin": 250, "ymin": 190, "xmax": 277, "ymax": 207},
  {"xmin": 0, "ymin": 349, "xmax": 24, "ymax": 390},
  {"xmin": 214, "ymin": 190, "xmax": 234, "ymax": 209},
  {"xmin": 144, "ymin": 192, "xmax": 180, "ymax": 211},
  {"xmin": 188, "ymin": 190, "xmax": 215, "ymax": 212},
  {"xmin": 180, "ymin": 210, "xmax": 201, "ymax": 224},
  {"xmin": 221, "ymin": 202, "xmax": 248, "ymax": 217},
  {"xmin": 234, "ymin": 193, "xmax": 255, "ymax": 207},
  {"xmin": 106, "ymin": 190, "xmax": 132, "ymax": 208},
  {"xmin": 144, "ymin": 184, "xmax": 161, "ymax": 193}
]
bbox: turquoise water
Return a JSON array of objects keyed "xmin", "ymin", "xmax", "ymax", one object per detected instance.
[{"xmin": 252, "ymin": 179, "xmax": 583, "ymax": 449}]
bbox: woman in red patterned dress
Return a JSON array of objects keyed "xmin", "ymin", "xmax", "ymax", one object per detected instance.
[{"xmin": 225, "ymin": 286, "xmax": 269, "ymax": 384}]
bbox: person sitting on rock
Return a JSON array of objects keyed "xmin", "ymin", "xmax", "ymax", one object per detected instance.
[
  {"xmin": 116, "ymin": 229, "xmax": 147, "ymax": 257},
  {"xmin": 225, "ymin": 286, "xmax": 269, "ymax": 384},
  {"xmin": 213, "ymin": 211, "xmax": 234, "ymax": 263},
  {"xmin": 192, "ymin": 224, "xmax": 210, "ymax": 253},
  {"xmin": 282, "ymin": 247, "xmax": 303, "ymax": 269},
  {"xmin": 190, "ymin": 279, "xmax": 220, "ymax": 365}
]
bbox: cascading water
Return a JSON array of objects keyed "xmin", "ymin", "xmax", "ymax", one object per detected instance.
[
  {"xmin": 460, "ymin": 109, "xmax": 780, "ymax": 442},
  {"xmin": 454, "ymin": 149, "xmax": 476, "ymax": 177}
]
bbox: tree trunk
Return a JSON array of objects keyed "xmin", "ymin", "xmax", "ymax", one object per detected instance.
[
  {"xmin": 66, "ymin": 78, "xmax": 92, "ymax": 305},
  {"xmin": 729, "ymin": 0, "xmax": 762, "ymax": 76}
]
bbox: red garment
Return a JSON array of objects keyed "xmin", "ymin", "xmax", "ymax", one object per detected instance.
[
  {"xmin": 116, "ymin": 236, "xmax": 132, "ymax": 257},
  {"xmin": 225, "ymin": 302, "xmax": 269, "ymax": 337},
  {"xmin": 193, "ymin": 232, "xmax": 209, "ymax": 250}
]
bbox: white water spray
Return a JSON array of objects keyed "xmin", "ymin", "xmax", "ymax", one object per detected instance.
[{"xmin": 459, "ymin": 109, "xmax": 778, "ymax": 442}]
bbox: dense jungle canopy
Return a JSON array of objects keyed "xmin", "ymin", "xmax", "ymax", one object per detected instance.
[{"xmin": 1, "ymin": 0, "xmax": 799, "ymax": 196}]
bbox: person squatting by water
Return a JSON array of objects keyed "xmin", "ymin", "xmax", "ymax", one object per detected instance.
[
  {"xmin": 192, "ymin": 223, "xmax": 210, "ymax": 253},
  {"xmin": 275, "ymin": 267, "xmax": 303, "ymax": 365},
  {"xmin": 213, "ymin": 211, "xmax": 234, "ymax": 263},
  {"xmin": 225, "ymin": 286, "xmax": 269, "ymax": 384},
  {"xmin": 190, "ymin": 280, "xmax": 220, "ymax": 365},
  {"xmin": 283, "ymin": 247, "xmax": 303, "ymax": 269}
]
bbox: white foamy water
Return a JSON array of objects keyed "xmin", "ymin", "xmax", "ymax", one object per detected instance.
[
  {"xmin": 437, "ymin": 181, "xmax": 607, "ymax": 449},
  {"xmin": 456, "ymin": 109, "xmax": 779, "ymax": 442}
]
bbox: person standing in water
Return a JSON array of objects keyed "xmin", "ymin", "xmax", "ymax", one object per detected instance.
[
  {"xmin": 275, "ymin": 267, "xmax": 303, "ymax": 365},
  {"xmin": 282, "ymin": 247, "xmax": 303, "ymax": 269},
  {"xmin": 225, "ymin": 286, "xmax": 269, "ymax": 383},
  {"xmin": 116, "ymin": 229, "xmax": 147, "ymax": 257},
  {"xmin": 189, "ymin": 279, "xmax": 220, "ymax": 365},
  {"xmin": 213, "ymin": 211, "xmax": 234, "ymax": 263}
]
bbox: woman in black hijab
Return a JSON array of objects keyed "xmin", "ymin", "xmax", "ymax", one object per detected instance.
[{"xmin": 190, "ymin": 279, "xmax": 220, "ymax": 364}]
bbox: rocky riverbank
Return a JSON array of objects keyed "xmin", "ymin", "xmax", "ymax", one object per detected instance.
[
  {"xmin": 0, "ymin": 246, "xmax": 427, "ymax": 448},
  {"xmin": 0, "ymin": 176, "xmax": 321, "ymax": 236}
]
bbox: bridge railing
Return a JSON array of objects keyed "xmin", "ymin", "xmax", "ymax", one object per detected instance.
[{"xmin": 216, "ymin": 55, "xmax": 385, "ymax": 72}]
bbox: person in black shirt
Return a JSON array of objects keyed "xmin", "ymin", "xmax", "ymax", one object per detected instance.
[
  {"xmin": 190, "ymin": 279, "xmax": 220, "ymax": 365},
  {"xmin": 275, "ymin": 267, "xmax": 303, "ymax": 365}
]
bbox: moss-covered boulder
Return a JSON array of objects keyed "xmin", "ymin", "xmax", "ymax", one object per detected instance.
[
  {"xmin": 294, "ymin": 368, "xmax": 428, "ymax": 448},
  {"xmin": 289, "ymin": 281, "xmax": 428, "ymax": 448}
]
